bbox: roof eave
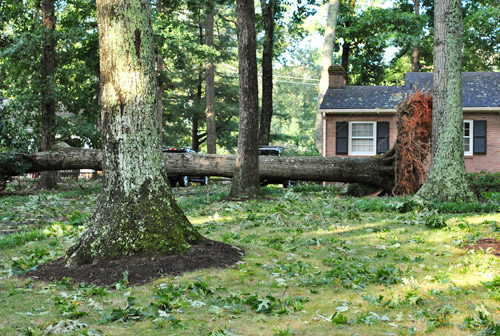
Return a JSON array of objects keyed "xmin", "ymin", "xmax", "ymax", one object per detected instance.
[
  {"xmin": 463, "ymin": 107, "xmax": 500, "ymax": 112},
  {"xmin": 320, "ymin": 108, "xmax": 397, "ymax": 114}
]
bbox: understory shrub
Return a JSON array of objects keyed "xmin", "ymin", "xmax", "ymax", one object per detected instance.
[{"xmin": 468, "ymin": 171, "xmax": 500, "ymax": 193}]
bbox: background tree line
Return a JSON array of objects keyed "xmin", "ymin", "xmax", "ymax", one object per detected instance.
[{"xmin": 1, "ymin": 0, "xmax": 498, "ymax": 157}]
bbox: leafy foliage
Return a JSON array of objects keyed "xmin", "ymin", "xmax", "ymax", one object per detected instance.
[{"xmin": 2, "ymin": 182, "xmax": 500, "ymax": 334}]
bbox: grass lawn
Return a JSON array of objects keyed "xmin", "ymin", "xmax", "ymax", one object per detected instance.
[{"xmin": 1, "ymin": 179, "xmax": 500, "ymax": 335}]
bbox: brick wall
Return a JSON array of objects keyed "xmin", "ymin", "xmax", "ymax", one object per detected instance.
[
  {"xmin": 324, "ymin": 113, "xmax": 500, "ymax": 173},
  {"xmin": 463, "ymin": 113, "xmax": 500, "ymax": 173},
  {"xmin": 324, "ymin": 114, "xmax": 397, "ymax": 157}
]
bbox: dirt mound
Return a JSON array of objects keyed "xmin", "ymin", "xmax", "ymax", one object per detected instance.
[
  {"xmin": 465, "ymin": 238, "xmax": 500, "ymax": 257},
  {"xmin": 24, "ymin": 239, "xmax": 243, "ymax": 286}
]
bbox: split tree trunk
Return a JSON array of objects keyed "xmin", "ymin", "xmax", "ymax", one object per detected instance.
[
  {"xmin": 258, "ymin": 0, "xmax": 276, "ymax": 146},
  {"xmin": 39, "ymin": 0, "xmax": 58, "ymax": 189},
  {"xmin": 416, "ymin": 0, "xmax": 476, "ymax": 202},
  {"xmin": 65, "ymin": 0, "xmax": 203, "ymax": 265},
  {"xmin": 230, "ymin": 0, "xmax": 260, "ymax": 198},
  {"xmin": 0, "ymin": 149, "xmax": 396, "ymax": 192}
]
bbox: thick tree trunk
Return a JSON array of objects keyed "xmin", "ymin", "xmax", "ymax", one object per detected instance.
[
  {"xmin": 65, "ymin": 0, "xmax": 203, "ymax": 265},
  {"xmin": 258, "ymin": 0, "xmax": 276, "ymax": 146},
  {"xmin": 315, "ymin": 0, "xmax": 340, "ymax": 152},
  {"xmin": 205, "ymin": 5, "xmax": 217, "ymax": 154},
  {"xmin": 39, "ymin": 0, "xmax": 58, "ymax": 189},
  {"xmin": 416, "ymin": 0, "xmax": 476, "ymax": 202},
  {"xmin": 411, "ymin": 0, "xmax": 421, "ymax": 72},
  {"xmin": 230, "ymin": 0, "xmax": 260, "ymax": 198},
  {"xmin": 0, "ymin": 149, "xmax": 396, "ymax": 192}
]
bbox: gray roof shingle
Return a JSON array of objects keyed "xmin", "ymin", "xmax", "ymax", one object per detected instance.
[{"xmin": 319, "ymin": 72, "xmax": 500, "ymax": 110}]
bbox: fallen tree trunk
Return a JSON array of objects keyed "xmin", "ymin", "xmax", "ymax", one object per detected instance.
[{"xmin": 0, "ymin": 148, "xmax": 396, "ymax": 191}]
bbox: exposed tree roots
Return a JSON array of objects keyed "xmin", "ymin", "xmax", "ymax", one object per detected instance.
[{"xmin": 394, "ymin": 89, "xmax": 433, "ymax": 195}]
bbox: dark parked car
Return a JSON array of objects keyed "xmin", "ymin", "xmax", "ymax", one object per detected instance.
[
  {"xmin": 162, "ymin": 146, "xmax": 209, "ymax": 187},
  {"xmin": 258, "ymin": 145, "xmax": 297, "ymax": 188}
]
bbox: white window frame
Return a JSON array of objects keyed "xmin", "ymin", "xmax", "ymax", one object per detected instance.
[
  {"xmin": 349, "ymin": 121, "xmax": 376, "ymax": 156},
  {"xmin": 463, "ymin": 120, "xmax": 473, "ymax": 156}
]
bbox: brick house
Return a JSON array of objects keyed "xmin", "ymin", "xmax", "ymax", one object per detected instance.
[{"xmin": 318, "ymin": 67, "xmax": 500, "ymax": 173}]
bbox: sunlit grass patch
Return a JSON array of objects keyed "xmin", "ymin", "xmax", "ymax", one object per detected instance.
[{"xmin": 1, "ymin": 183, "xmax": 500, "ymax": 335}]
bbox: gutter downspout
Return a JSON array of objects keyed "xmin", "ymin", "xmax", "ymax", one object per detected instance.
[{"xmin": 322, "ymin": 112, "xmax": 326, "ymax": 157}]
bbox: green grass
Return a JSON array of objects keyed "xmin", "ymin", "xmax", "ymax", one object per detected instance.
[{"xmin": 1, "ymin": 182, "xmax": 500, "ymax": 335}]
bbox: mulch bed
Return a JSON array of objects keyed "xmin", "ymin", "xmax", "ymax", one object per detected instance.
[
  {"xmin": 24, "ymin": 239, "xmax": 243, "ymax": 286},
  {"xmin": 464, "ymin": 238, "xmax": 500, "ymax": 257}
]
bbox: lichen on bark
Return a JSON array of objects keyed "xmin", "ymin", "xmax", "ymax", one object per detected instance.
[
  {"xmin": 416, "ymin": 0, "xmax": 476, "ymax": 202},
  {"xmin": 65, "ymin": 0, "xmax": 203, "ymax": 265}
]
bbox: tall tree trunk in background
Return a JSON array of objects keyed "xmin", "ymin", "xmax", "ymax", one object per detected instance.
[
  {"xmin": 314, "ymin": 0, "xmax": 340, "ymax": 152},
  {"xmin": 39, "ymin": 0, "xmax": 57, "ymax": 189},
  {"xmin": 191, "ymin": 115, "xmax": 200, "ymax": 152},
  {"xmin": 66, "ymin": 0, "xmax": 203, "ymax": 265},
  {"xmin": 416, "ymin": 0, "xmax": 476, "ymax": 202},
  {"xmin": 156, "ymin": 0, "xmax": 164, "ymax": 138},
  {"xmin": 192, "ymin": 68, "xmax": 204, "ymax": 152},
  {"xmin": 340, "ymin": 0, "xmax": 356, "ymax": 82},
  {"xmin": 191, "ymin": 24, "xmax": 204, "ymax": 152},
  {"xmin": 258, "ymin": 0, "xmax": 276, "ymax": 146},
  {"xmin": 411, "ymin": 0, "xmax": 421, "ymax": 72},
  {"xmin": 205, "ymin": 3, "xmax": 217, "ymax": 154},
  {"xmin": 229, "ymin": 0, "xmax": 260, "ymax": 198}
]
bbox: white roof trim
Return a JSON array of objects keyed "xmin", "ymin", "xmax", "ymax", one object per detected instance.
[
  {"xmin": 463, "ymin": 107, "xmax": 500, "ymax": 112},
  {"xmin": 320, "ymin": 107, "xmax": 500, "ymax": 114},
  {"xmin": 320, "ymin": 108, "xmax": 397, "ymax": 114}
]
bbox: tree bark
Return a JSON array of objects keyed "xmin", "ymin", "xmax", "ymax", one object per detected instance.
[
  {"xmin": 230, "ymin": 0, "xmax": 260, "ymax": 198},
  {"xmin": 411, "ymin": 0, "xmax": 421, "ymax": 72},
  {"xmin": 65, "ymin": 0, "xmax": 203, "ymax": 265},
  {"xmin": 340, "ymin": 0, "xmax": 355, "ymax": 82},
  {"xmin": 39, "ymin": 0, "xmax": 58, "ymax": 189},
  {"xmin": 416, "ymin": 0, "xmax": 476, "ymax": 202},
  {"xmin": 315, "ymin": 0, "xmax": 340, "ymax": 152},
  {"xmin": 0, "ymin": 149, "xmax": 396, "ymax": 192},
  {"xmin": 156, "ymin": 0, "xmax": 165, "ymax": 137},
  {"xmin": 205, "ymin": 4, "xmax": 217, "ymax": 154},
  {"xmin": 258, "ymin": 0, "xmax": 276, "ymax": 146},
  {"xmin": 191, "ymin": 114, "xmax": 200, "ymax": 152}
]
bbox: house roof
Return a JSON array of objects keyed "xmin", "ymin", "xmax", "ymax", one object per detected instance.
[
  {"xmin": 320, "ymin": 86, "xmax": 404, "ymax": 110},
  {"xmin": 405, "ymin": 72, "xmax": 500, "ymax": 107},
  {"xmin": 320, "ymin": 72, "xmax": 500, "ymax": 110}
]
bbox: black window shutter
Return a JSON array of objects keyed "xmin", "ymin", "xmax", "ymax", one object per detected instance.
[
  {"xmin": 376, "ymin": 121, "xmax": 390, "ymax": 154},
  {"xmin": 336, "ymin": 122, "xmax": 348, "ymax": 155},
  {"xmin": 473, "ymin": 120, "xmax": 487, "ymax": 155}
]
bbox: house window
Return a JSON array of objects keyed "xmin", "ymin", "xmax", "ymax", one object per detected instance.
[
  {"xmin": 463, "ymin": 120, "xmax": 473, "ymax": 156},
  {"xmin": 349, "ymin": 122, "xmax": 376, "ymax": 155}
]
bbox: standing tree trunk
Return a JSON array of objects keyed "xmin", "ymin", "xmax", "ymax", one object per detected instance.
[
  {"xmin": 156, "ymin": 0, "xmax": 164, "ymax": 138},
  {"xmin": 416, "ymin": 0, "xmax": 476, "ymax": 202},
  {"xmin": 205, "ymin": 4, "xmax": 217, "ymax": 154},
  {"xmin": 258, "ymin": 0, "xmax": 276, "ymax": 146},
  {"xmin": 39, "ymin": 0, "xmax": 58, "ymax": 189},
  {"xmin": 229, "ymin": 0, "xmax": 260, "ymax": 198},
  {"xmin": 192, "ymin": 66, "xmax": 204, "ymax": 152},
  {"xmin": 340, "ymin": 0, "xmax": 356, "ymax": 81},
  {"xmin": 314, "ymin": 0, "xmax": 340, "ymax": 152},
  {"xmin": 411, "ymin": 0, "xmax": 421, "ymax": 72},
  {"xmin": 66, "ymin": 0, "xmax": 203, "ymax": 265},
  {"xmin": 191, "ymin": 114, "xmax": 200, "ymax": 152}
]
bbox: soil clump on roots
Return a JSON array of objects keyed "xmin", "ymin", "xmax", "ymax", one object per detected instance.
[{"xmin": 23, "ymin": 239, "xmax": 243, "ymax": 286}]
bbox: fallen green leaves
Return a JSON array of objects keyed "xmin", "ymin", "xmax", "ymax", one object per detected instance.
[{"xmin": 1, "ymin": 182, "xmax": 500, "ymax": 335}]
